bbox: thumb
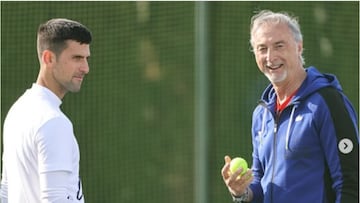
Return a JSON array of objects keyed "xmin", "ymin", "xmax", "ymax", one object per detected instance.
[{"xmin": 224, "ymin": 155, "xmax": 231, "ymax": 164}]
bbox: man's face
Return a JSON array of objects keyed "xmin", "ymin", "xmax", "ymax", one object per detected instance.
[
  {"xmin": 52, "ymin": 40, "xmax": 90, "ymax": 94},
  {"xmin": 252, "ymin": 22, "xmax": 303, "ymax": 84}
]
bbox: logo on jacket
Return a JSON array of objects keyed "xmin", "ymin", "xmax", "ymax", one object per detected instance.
[{"xmin": 295, "ymin": 115, "xmax": 303, "ymax": 122}]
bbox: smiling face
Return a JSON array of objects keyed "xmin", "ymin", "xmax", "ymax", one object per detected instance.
[{"xmin": 252, "ymin": 22, "xmax": 303, "ymax": 85}]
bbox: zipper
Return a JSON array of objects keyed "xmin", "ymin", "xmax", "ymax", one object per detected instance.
[
  {"xmin": 270, "ymin": 112, "xmax": 280, "ymax": 203},
  {"xmin": 258, "ymin": 97, "xmax": 299, "ymax": 202},
  {"xmin": 270, "ymin": 103, "xmax": 298, "ymax": 202},
  {"xmin": 258, "ymin": 101, "xmax": 278, "ymax": 203}
]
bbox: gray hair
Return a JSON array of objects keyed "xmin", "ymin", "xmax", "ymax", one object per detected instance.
[{"xmin": 249, "ymin": 10, "xmax": 305, "ymax": 65}]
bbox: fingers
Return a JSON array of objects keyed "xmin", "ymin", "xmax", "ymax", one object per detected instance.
[
  {"xmin": 221, "ymin": 158, "xmax": 231, "ymax": 180},
  {"xmin": 230, "ymin": 167, "xmax": 244, "ymax": 180},
  {"xmin": 221, "ymin": 155, "xmax": 233, "ymax": 179},
  {"xmin": 221, "ymin": 155, "xmax": 254, "ymax": 196},
  {"xmin": 224, "ymin": 155, "xmax": 231, "ymax": 164},
  {"xmin": 227, "ymin": 169, "xmax": 253, "ymax": 196},
  {"xmin": 242, "ymin": 169, "xmax": 254, "ymax": 184}
]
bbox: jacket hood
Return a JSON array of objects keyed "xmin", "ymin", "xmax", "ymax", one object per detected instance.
[{"xmin": 260, "ymin": 66, "xmax": 343, "ymax": 104}]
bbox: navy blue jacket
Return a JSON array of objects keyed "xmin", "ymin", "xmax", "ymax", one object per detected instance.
[{"xmin": 249, "ymin": 67, "xmax": 359, "ymax": 203}]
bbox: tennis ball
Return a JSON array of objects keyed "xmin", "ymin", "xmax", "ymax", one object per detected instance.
[{"xmin": 229, "ymin": 157, "xmax": 248, "ymax": 176}]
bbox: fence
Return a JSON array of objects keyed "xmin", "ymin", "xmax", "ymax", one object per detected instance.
[{"xmin": 1, "ymin": 2, "xmax": 358, "ymax": 203}]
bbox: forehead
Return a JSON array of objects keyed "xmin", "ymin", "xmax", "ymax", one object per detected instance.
[
  {"xmin": 252, "ymin": 22, "xmax": 294, "ymax": 46},
  {"xmin": 62, "ymin": 40, "xmax": 90, "ymax": 56}
]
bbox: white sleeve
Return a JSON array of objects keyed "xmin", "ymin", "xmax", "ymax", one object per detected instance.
[
  {"xmin": 0, "ymin": 163, "xmax": 8, "ymax": 203},
  {"xmin": 37, "ymin": 117, "xmax": 74, "ymax": 173},
  {"xmin": 40, "ymin": 170, "xmax": 76, "ymax": 203}
]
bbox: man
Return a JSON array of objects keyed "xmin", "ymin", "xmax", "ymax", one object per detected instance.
[
  {"xmin": 0, "ymin": 18, "xmax": 92, "ymax": 202},
  {"xmin": 221, "ymin": 10, "xmax": 359, "ymax": 203}
]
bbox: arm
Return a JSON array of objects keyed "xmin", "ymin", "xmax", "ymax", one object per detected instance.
[
  {"xmin": 37, "ymin": 117, "xmax": 83, "ymax": 203},
  {"xmin": 0, "ymin": 164, "xmax": 8, "ymax": 203},
  {"xmin": 39, "ymin": 171, "xmax": 74, "ymax": 203},
  {"xmin": 248, "ymin": 152, "xmax": 264, "ymax": 203},
  {"xmin": 247, "ymin": 105, "xmax": 266, "ymax": 203}
]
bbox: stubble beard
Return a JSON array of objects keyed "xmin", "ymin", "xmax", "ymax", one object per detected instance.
[{"xmin": 265, "ymin": 69, "xmax": 287, "ymax": 84}]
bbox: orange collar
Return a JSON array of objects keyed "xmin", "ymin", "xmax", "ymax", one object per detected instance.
[{"xmin": 276, "ymin": 89, "xmax": 298, "ymax": 113}]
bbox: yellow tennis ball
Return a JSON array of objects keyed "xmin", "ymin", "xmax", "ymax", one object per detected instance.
[{"xmin": 230, "ymin": 157, "xmax": 248, "ymax": 176}]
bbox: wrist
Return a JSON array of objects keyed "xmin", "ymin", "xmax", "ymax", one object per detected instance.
[{"xmin": 232, "ymin": 187, "xmax": 250, "ymax": 203}]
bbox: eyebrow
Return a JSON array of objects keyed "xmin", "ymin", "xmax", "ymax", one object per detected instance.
[
  {"xmin": 256, "ymin": 40, "xmax": 286, "ymax": 48},
  {"xmin": 72, "ymin": 54, "xmax": 90, "ymax": 58},
  {"xmin": 275, "ymin": 40, "xmax": 286, "ymax": 45}
]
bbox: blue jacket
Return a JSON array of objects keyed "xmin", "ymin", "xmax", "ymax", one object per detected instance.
[{"xmin": 249, "ymin": 67, "xmax": 359, "ymax": 203}]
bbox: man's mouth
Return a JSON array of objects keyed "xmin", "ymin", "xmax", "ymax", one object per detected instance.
[
  {"xmin": 74, "ymin": 75, "xmax": 84, "ymax": 81},
  {"xmin": 266, "ymin": 64, "xmax": 283, "ymax": 70}
]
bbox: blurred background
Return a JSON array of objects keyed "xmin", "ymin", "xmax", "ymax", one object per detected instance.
[{"xmin": 1, "ymin": 1, "xmax": 358, "ymax": 203}]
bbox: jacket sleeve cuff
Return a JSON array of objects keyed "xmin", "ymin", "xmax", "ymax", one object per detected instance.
[{"xmin": 248, "ymin": 184, "xmax": 263, "ymax": 203}]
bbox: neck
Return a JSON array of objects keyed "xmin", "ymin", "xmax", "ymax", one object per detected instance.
[
  {"xmin": 274, "ymin": 69, "xmax": 306, "ymax": 104},
  {"xmin": 36, "ymin": 70, "xmax": 65, "ymax": 100}
]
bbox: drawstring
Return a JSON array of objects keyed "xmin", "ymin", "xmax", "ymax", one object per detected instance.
[
  {"xmin": 259, "ymin": 109, "xmax": 268, "ymax": 145},
  {"xmin": 285, "ymin": 105, "xmax": 297, "ymax": 150},
  {"xmin": 258, "ymin": 102, "xmax": 297, "ymax": 150}
]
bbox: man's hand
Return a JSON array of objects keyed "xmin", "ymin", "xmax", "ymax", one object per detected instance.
[{"xmin": 221, "ymin": 155, "xmax": 253, "ymax": 197}]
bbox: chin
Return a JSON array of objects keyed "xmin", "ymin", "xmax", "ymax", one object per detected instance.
[
  {"xmin": 266, "ymin": 72, "xmax": 287, "ymax": 84},
  {"xmin": 68, "ymin": 86, "xmax": 81, "ymax": 93},
  {"xmin": 72, "ymin": 88, "xmax": 81, "ymax": 93}
]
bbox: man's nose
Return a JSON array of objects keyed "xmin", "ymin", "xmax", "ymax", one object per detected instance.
[
  {"xmin": 80, "ymin": 60, "xmax": 90, "ymax": 74},
  {"xmin": 266, "ymin": 48, "xmax": 275, "ymax": 62}
]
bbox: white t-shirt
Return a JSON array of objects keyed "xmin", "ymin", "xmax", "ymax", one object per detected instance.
[{"xmin": 0, "ymin": 84, "xmax": 84, "ymax": 202}]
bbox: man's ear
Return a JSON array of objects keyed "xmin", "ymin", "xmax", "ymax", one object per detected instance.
[
  {"xmin": 297, "ymin": 41, "xmax": 303, "ymax": 55},
  {"xmin": 42, "ymin": 50, "xmax": 55, "ymax": 65}
]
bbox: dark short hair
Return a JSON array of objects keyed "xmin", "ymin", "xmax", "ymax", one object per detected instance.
[{"xmin": 37, "ymin": 18, "xmax": 92, "ymax": 57}]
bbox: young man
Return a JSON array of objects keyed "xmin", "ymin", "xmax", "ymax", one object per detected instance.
[
  {"xmin": 0, "ymin": 18, "xmax": 92, "ymax": 202},
  {"xmin": 221, "ymin": 10, "xmax": 359, "ymax": 203}
]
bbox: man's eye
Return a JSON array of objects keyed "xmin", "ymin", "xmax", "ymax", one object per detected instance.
[
  {"xmin": 73, "ymin": 56, "xmax": 83, "ymax": 61},
  {"xmin": 257, "ymin": 47, "xmax": 267, "ymax": 52},
  {"xmin": 276, "ymin": 44, "xmax": 284, "ymax": 49}
]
